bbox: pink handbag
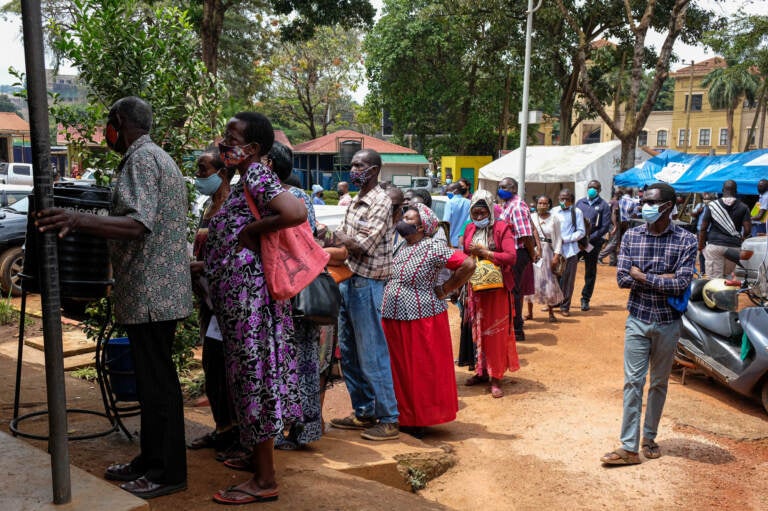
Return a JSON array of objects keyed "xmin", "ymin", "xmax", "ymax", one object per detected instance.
[{"xmin": 244, "ymin": 187, "xmax": 329, "ymax": 300}]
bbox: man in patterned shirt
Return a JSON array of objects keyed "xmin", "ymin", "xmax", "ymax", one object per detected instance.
[
  {"xmin": 601, "ymin": 182, "xmax": 696, "ymax": 466},
  {"xmin": 329, "ymin": 149, "xmax": 400, "ymax": 441},
  {"xmin": 37, "ymin": 97, "xmax": 193, "ymax": 498},
  {"xmin": 497, "ymin": 177, "xmax": 536, "ymax": 339}
]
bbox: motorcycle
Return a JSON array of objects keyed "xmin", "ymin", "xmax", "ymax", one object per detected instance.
[{"xmin": 675, "ymin": 237, "xmax": 768, "ymax": 415}]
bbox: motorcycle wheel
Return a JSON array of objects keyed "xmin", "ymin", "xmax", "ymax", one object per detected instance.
[{"xmin": 762, "ymin": 379, "xmax": 768, "ymax": 415}]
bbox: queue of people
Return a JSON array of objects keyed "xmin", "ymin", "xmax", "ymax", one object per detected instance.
[{"xmin": 33, "ymin": 97, "xmax": 765, "ymax": 504}]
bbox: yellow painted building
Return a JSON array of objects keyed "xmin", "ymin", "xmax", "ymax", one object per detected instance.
[
  {"xmin": 671, "ymin": 58, "xmax": 764, "ymax": 154},
  {"xmin": 440, "ymin": 156, "xmax": 492, "ymax": 191}
]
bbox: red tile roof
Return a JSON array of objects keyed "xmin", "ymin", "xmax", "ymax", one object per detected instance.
[
  {"xmin": 274, "ymin": 130, "xmax": 292, "ymax": 150},
  {"xmin": 672, "ymin": 57, "xmax": 726, "ymax": 77},
  {"xmin": 56, "ymin": 124, "xmax": 105, "ymax": 145},
  {"xmin": 0, "ymin": 112, "xmax": 30, "ymax": 133},
  {"xmin": 293, "ymin": 129, "xmax": 417, "ymax": 154}
]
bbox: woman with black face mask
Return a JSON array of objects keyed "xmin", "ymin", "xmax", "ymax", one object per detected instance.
[{"xmin": 380, "ymin": 203, "xmax": 475, "ymax": 436}]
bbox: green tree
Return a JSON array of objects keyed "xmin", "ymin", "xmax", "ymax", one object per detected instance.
[
  {"xmin": 701, "ymin": 58, "xmax": 759, "ymax": 154},
  {"xmin": 260, "ymin": 25, "xmax": 364, "ymax": 139},
  {"xmin": 47, "ymin": 0, "xmax": 225, "ymax": 170},
  {"xmin": 555, "ymin": 0, "xmax": 722, "ymax": 169},
  {"xmin": 704, "ymin": 11, "xmax": 768, "ymax": 150},
  {"xmin": 0, "ymin": 94, "xmax": 20, "ymax": 115}
]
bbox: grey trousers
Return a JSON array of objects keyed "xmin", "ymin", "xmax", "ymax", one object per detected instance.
[{"xmin": 619, "ymin": 316, "xmax": 681, "ymax": 453}]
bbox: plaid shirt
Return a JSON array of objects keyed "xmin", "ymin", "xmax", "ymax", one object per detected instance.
[
  {"xmin": 617, "ymin": 223, "xmax": 697, "ymax": 324},
  {"xmin": 499, "ymin": 195, "xmax": 533, "ymax": 248},
  {"xmin": 338, "ymin": 184, "xmax": 394, "ymax": 280},
  {"xmin": 619, "ymin": 194, "xmax": 639, "ymax": 222}
]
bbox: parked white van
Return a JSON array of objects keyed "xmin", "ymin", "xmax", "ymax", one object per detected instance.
[{"xmin": 0, "ymin": 162, "xmax": 34, "ymax": 186}]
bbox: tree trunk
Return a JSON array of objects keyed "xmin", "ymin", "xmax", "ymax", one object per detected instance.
[
  {"xmin": 726, "ymin": 104, "xmax": 735, "ymax": 154},
  {"xmin": 746, "ymin": 84, "xmax": 766, "ymax": 151},
  {"xmin": 559, "ymin": 70, "xmax": 579, "ymax": 146},
  {"xmin": 620, "ymin": 135, "xmax": 637, "ymax": 171},
  {"xmin": 201, "ymin": 0, "xmax": 227, "ymax": 76},
  {"xmin": 498, "ymin": 71, "xmax": 512, "ymax": 152}
]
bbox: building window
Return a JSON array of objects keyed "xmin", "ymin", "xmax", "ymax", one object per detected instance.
[
  {"xmin": 656, "ymin": 130, "xmax": 668, "ymax": 147},
  {"xmin": 719, "ymin": 128, "xmax": 728, "ymax": 146},
  {"xmin": 685, "ymin": 94, "xmax": 703, "ymax": 112},
  {"xmin": 678, "ymin": 129, "xmax": 689, "ymax": 147},
  {"xmin": 637, "ymin": 130, "xmax": 648, "ymax": 146},
  {"xmin": 698, "ymin": 128, "xmax": 711, "ymax": 146}
]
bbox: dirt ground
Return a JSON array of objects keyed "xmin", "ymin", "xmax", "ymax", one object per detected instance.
[{"xmin": 1, "ymin": 262, "xmax": 768, "ymax": 510}]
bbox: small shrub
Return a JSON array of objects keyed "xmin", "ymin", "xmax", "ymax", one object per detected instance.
[
  {"xmin": 70, "ymin": 366, "xmax": 98, "ymax": 382},
  {"xmin": 0, "ymin": 291, "xmax": 17, "ymax": 325}
]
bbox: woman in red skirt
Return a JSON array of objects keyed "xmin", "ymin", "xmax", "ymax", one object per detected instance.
[
  {"xmin": 462, "ymin": 190, "xmax": 519, "ymax": 398},
  {"xmin": 381, "ymin": 203, "xmax": 475, "ymax": 435}
]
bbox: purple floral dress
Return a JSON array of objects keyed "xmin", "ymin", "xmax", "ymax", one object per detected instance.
[{"xmin": 205, "ymin": 162, "xmax": 301, "ymax": 446}]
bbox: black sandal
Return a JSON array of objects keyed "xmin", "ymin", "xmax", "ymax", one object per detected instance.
[{"xmin": 465, "ymin": 374, "xmax": 490, "ymax": 386}]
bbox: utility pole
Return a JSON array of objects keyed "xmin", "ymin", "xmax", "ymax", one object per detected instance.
[
  {"xmin": 683, "ymin": 60, "xmax": 694, "ymax": 153},
  {"xmin": 518, "ymin": 0, "xmax": 543, "ymax": 200}
]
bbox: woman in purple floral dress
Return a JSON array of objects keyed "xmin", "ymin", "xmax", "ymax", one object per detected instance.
[{"xmin": 206, "ymin": 113, "xmax": 307, "ymax": 505}]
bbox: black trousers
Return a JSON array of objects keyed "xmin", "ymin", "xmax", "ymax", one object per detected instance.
[
  {"xmin": 125, "ymin": 320, "xmax": 186, "ymax": 485},
  {"xmin": 581, "ymin": 238, "xmax": 604, "ymax": 302},
  {"xmin": 513, "ymin": 248, "xmax": 531, "ymax": 336},
  {"xmin": 202, "ymin": 337, "xmax": 236, "ymax": 430}
]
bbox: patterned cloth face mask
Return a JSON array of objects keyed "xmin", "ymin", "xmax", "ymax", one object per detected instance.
[{"xmin": 218, "ymin": 142, "xmax": 254, "ymax": 167}]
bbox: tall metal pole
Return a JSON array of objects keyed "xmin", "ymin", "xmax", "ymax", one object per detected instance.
[
  {"xmin": 684, "ymin": 60, "xmax": 694, "ymax": 153},
  {"xmin": 20, "ymin": 0, "xmax": 71, "ymax": 504},
  {"xmin": 518, "ymin": 0, "xmax": 542, "ymax": 201}
]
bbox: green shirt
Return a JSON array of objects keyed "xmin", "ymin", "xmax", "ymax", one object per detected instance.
[{"xmin": 107, "ymin": 135, "xmax": 193, "ymax": 324}]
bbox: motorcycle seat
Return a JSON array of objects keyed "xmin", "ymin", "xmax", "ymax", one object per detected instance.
[
  {"xmin": 685, "ymin": 301, "xmax": 743, "ymax": 342},
  {"xmin": 689, "ymin": 278, "xmax": 709, "ymax": 302}
]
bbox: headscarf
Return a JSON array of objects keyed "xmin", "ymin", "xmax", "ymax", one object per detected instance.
[
  {"xmin": 469, "ymin": 189, "xmax": 496, "ymax": 249},
  {"xmin": 409, "ymin": 202, "xmax": 440, "ymax": 237}
]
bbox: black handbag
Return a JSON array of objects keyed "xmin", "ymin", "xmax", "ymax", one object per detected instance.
[{"xmin": 291, "ymin": 271, "xmax": 342, "ymax": 325}]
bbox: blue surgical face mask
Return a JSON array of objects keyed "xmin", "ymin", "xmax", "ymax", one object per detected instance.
[
  {"xmin": 497, "ymin": 189, "xmax": 513, "ymax": 200},
  {"xmin": 559, "ymin": 201, "xmax": 567, "ymax": 209},
  {"xmin": 473, "ymin": 218, "xmax": 490, "ymax": 229},
  {"xmin": 447, "ymin": 192, "xmax": 455, "ymax": 199},
  {"xmin": 587, "ymin": 188, "xmax": 598, "ymax": 199},
  {"xmin": 641, "ymin": 203, "xmax": 664, "ymax": 224},
  {"xmin": 194, "ymin": 173, "xmax": 223, "ymax": 196}
]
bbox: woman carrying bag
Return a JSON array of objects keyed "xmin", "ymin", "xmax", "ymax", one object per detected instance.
[
  {"xmin": 462, "ymin": 190, "xmax": 519, "ymax": 398},
  {"xmin": 530, "ymin": 195, "xmax": 564, "ymax": 323}
]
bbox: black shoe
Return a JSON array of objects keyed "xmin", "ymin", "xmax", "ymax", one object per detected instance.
[
  {"xmin": 514, "ymin": 331, "xmax": 525, "ymax": 341},
  {"xmin": 120, "ymin": 476, "xmax": 187, "ymax": 499},
  {"xmin": 105, "ymin": 462, "xmax": 144, "ymax": 482},
  {"xmin": 581, "ymin": 299, "xmax": 590, "ymax": 312}
]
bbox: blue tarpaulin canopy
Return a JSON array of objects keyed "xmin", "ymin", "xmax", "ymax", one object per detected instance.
[{"xmin": 614, "ymin": 149, "xmax": 768, "ymax": 194}]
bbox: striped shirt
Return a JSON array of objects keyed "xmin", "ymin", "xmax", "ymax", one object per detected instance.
[
  {"xmin": 617, "ymin": 223, "xmax": 697, "ymax": 324},
  {"xmin": 338, "ymin": 184, "xmax": 394, "ymax": 280},
  {"xmin": 499, "ymin": 195, "xmax": 533, "ymax": 248}
]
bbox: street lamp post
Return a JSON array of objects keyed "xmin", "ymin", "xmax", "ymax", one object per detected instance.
[{"xmin": 518, "ymin": 0, "xmax": 543, "ymax": 201}]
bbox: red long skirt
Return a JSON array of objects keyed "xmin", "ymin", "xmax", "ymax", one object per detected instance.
[{"xmin": 382, "ymin": 312, "xmax": 458, "ymax": 427}]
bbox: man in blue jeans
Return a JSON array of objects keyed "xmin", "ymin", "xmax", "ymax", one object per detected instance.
[
  {"xmin": 601, "ymin": 182, "xmax": 696, "ymax": 465},
  {"xmin": 330, "ymin": 148, "xmax": 400, "ymax": 441}
]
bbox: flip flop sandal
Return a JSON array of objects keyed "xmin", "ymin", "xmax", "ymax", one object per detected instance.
[
  {"xmin": 548, "ymin": 315, "xmax": 558, "ymax": 323},
  {"xmin": 212, "ymin": 486, "xmax": 278, "ymax": 505},
  {"xmin": 600, "ymin": 448, "xmax": 641, "ymax": 465},
  {"xmin": 491, "ymin": 385, "xmax": 504, "ymax": 398},
  {"xmin": 642, "ymin": 439, "xmax": 661, "ymax": 459},
  {"xmin": 223, "ymin": 457, "xmax": 252, "ymax": 472},
  {"xmin": 465, "ymin": 374, "xmax": 490, "ymax": 386}
]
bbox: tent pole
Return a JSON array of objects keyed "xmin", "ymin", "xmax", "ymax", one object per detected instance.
[{"xmin": 21, "ymin": 0, "xmax": 71, "ymax": 504}]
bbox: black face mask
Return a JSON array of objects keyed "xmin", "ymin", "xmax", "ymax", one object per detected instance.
[{"xmin": 395, "ymin": 220, "xmax": 419, "ymax": 237}]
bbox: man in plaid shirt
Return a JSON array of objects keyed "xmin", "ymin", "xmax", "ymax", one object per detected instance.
[
  {"xmin": 330, "ymin": 149, "xmax": 400, "ymax": 441},
  {"xmin": 497, "ymin": 177, "xmax": 536, "ymax": 340},
  {"xmin": 601, "ymin": 182, "xmax": 696, "ymax": 466}
]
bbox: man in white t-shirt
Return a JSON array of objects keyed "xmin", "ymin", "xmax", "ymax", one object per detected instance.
[{"xmin": 751, "ymin": 179, "xmax": 768, "ymax": 236}]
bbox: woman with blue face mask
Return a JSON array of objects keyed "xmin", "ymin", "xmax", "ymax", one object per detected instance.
[
  {"xmin": 188, "ymin": 151, "xmax": 240, "ymax": 458},
  {"xmin": 461, "ymin": 190, "xmax": 520, "ymax": 398}
]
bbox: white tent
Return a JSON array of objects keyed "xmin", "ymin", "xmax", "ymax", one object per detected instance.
[{"xmin": 478, "ymin": 141, "xmax": 624, "ymax": 202}]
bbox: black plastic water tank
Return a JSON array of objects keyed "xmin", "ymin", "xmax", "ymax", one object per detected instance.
[{"xmin": 23, "ymin": 183, "xmax": 113, "ymax": 299}]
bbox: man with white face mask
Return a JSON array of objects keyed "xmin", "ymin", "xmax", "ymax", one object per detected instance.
[{"xmin": 600, "ymin": 182, "xmax": 696, "ymax": 466}]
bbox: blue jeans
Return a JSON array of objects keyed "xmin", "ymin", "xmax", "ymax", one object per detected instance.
[
  {"xmin": 338, "ymin": 275, "xmax": 399, "ymax": 423},
  {"xmin": 619, "ymin": 316, "xmax": 680, "ymax": 453}
]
